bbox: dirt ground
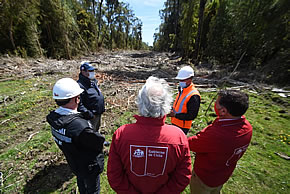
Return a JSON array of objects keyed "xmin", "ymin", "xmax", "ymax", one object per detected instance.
[
  {"xmin": 1, "ymin": 50, "xmax": 288, "ymax": 193},
  {"xmin": 0, "ymin": 50, "xmax": 194, "ymax": 193}
]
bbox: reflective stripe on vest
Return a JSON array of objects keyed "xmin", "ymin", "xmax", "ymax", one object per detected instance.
[
  {"xmin": 171, "ymin": 84, "xmax": 200, "ymax": 129},
  {"xmin": 174, "ymin": 89, "xmax": 198, "ymax": 114}
]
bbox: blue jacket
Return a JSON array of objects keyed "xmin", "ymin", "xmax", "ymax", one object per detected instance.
[{"xmin": 77, "ymin": 73, "xmax": 105, "ymax": 119}]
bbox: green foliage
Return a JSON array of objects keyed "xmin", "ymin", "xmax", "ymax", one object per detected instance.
[
  {"xmin": 205, "ymin": 0, "xmax": 289, "ymax": 84},
  {"xmin": 0, "ymin": 0, "xmax": 42, "ymax": 57},
  {"xmin": 180, "ymin": 0, "xmax": 199, "ymax": 57},
  {"xmin": 153, "ymin": 0, "xmax": 182, "ymax": 51},
  {"xmin": 154, "ymin": 0, "xmax": 289, "ymax": 85},
  {"xmin": 1, "ymin": 76, "xmax": 289, "ymax": 193},
  {"xmin": 0, "ymin": 0, "xmax": 149, "ymax": 59}
]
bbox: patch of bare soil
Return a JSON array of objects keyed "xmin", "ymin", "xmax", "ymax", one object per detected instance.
[{"xmin": 0, "ymin": 50, "xmax": 288, "ymax": 192}]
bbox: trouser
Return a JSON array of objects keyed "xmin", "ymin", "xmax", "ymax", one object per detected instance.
[
  {"xmin": 77, "ymin": 173, "xmax": 100, "ymax": 194},
  {"xmin": 190, "ymin": 170, "xmax": 223, "ymax": 194},
  {"xmin": 90, "ymin": 114, "xmax": 101, "ymax": 132}
]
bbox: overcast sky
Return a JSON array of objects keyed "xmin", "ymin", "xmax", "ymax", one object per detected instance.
[{"xmin": 121, "ymin": 0, "xmax": 165, "ymax": 46}]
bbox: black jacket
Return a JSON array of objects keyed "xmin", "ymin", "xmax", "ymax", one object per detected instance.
[
  {"xmin": 77, "ymin": 73, "xmax": 105, "ymax": 119},
  {"xmin": 46, "ymin": 111, "xmax": 105, "ymax": 178}
]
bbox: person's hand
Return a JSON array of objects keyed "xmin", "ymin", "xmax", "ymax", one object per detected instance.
[{"xmin": 167, "ymin": 110, "xmax": 175, "ymax": 117}]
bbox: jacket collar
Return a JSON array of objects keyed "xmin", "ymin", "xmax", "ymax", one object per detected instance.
[
  {"xmin": 213, "ymin": 116, "xmax": 246, "ymax": 127},
  {"xmin": 79, "ymin": 73, "xmax": 96, "ymax": 86},
  {"xmin": 179, "ymin": 83, "xmax": 195, "ymax": 92},
  {"xmin": 134, "ymin": 115, "xmax": 166, "ymax": 126}
]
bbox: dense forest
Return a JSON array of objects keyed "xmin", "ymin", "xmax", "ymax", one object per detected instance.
[
  {"xmin": 154, "ymin": 0, "xmax": 289, "ymax": 85},
  {"xmin": 0, "ymin": 0, "xmax": 289, "ymax": 85},
  {"xmin": 0, "ymin": 0, "xmax": 148, "ymax": 59}
]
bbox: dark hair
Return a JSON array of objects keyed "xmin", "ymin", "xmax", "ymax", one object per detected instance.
[
  {"xmin": 55, "ymin": 99, "xmax": 70, "ymax": 106},
  {"xmin": 218, "ymin": 90, "xmax": 249, "ymax": 116}
]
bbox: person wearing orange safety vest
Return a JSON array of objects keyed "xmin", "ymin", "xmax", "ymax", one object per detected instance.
[{"xmin": 167, "ymin": 66, "xmax": 201, "ymax": 135}]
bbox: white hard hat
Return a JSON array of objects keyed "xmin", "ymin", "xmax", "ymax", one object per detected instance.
[
  {"xmin": 52, "ymin": 78, "xmax": 84, "ymax": 99},
  {"xmin": 175, "ymin": 66, "xmax": 194, "ymax": 80}
]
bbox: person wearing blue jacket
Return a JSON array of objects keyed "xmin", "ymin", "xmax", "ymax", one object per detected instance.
[{"xmin": 77, "ymin": 62, "xmax": 105, "ymax": 132}]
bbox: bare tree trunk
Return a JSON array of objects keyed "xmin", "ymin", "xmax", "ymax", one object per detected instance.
[
  {"xmin": 97, "ymin": 0, "xmax": 104, "ymax": 48},
  {"xmin": 193, "ymin": 0, "xmax": 207, "ymax": 64},
  {"xmin": 32, "ymin": 24, "xmax": 43, "ymax": 56},
  {"xmin": 65, "ymin": 33, "xmax": 71, "ymax": 59},
  {"xmin": 9, "ymin": 19, "xmax": 16, "ymax": 50},
  {"xmin": 61, "ymin": 1, "xmax": 70, "ymax": 59},
  {"xmin": 174, "ymin": 0, "xmax": 180, "ymax": 50},
  {"xmin": 92, "ymin": 0, "xmax": 96, "ymax": 16}
]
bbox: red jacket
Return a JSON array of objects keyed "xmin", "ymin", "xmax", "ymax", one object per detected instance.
[
  {"xmin": 188, "ymin": 116, "xmax": 252, "ymax": 187},
  {"xmin": 107, "ymin": 115, "xmax": 192, "ymax": 194}
]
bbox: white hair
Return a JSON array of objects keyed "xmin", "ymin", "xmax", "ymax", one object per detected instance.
[{"xmin": 137, "ymin": 76, "xmax": 173, "ymax": 118}]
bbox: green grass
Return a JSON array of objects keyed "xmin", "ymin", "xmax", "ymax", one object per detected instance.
[{"xmin": 0, "ymin": 77, "xmax": 289, "ymax": 193}]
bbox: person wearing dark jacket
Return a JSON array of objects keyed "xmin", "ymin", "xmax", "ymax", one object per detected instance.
[
  {"xmin": 77, "ymin": 62, "xmax": 105, "ymax": 132},
  {"xmin": 167, "ymin": 66, "xmax": 201, "ymax": 135},
  {"xmin": 47, "ymin": 78, "xmax": 105, "ymax": 194}
]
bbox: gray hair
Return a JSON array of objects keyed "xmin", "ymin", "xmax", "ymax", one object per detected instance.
[{"xmin": 137, "ymin": 76, "xmax": 173, "ymax": 118}]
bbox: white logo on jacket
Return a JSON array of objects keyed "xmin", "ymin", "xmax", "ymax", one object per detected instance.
[
  {"xmin": 226, "ymin": 144, "xmax": 249, "ymax": 166},
  {"xmin": 133, "ymin": 149, "xmax": 145, "ymax": 158},
  {"xmin": 130, "ymin": 145, "xmax": 168, "ymax": 177}
]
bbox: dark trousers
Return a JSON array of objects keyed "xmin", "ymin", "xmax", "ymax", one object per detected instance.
[
  {"xmin": 77, "ymin": 173, "xmax": 100, "ymax": 194},
  {"xmin": 90, "ymin": 114, "xmax": 101, "ymax": 132}
]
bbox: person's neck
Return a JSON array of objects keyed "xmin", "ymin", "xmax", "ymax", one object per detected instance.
[
  {"xmin": 219, "ymin": 115, "xmax": 241, "ymax": 119},
  {"xmin": 62, "ymin": 103, "xmax": 78, "ymax": 111}
]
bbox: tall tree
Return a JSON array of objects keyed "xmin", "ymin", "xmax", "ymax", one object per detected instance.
[
  {"xmin": 105, "ymin": 0, "xmax": 119, "ymax": 50},
  {"xmin": 193, "ymin": 0, "xmax": 207, "ymax": 63},
  {"xmin": 97, "ymin": 0, "xmax": 104, "ymax": 47},
  {"xmin": 180, "ymin": 0, "xmax": 198, "ymax": 57}
]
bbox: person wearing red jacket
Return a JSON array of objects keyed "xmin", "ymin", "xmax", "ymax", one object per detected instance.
[
  {"xmin": 107, "ymin": 76, "xmax": 192, "ymax": 194},
  {"xmin": 188, "ymin": 90, "xmax": 252, "ymax": 194}
]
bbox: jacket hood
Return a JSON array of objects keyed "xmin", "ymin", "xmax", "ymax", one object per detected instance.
[{"xmin": 46, "ymin": 111, "xmax": 81, "ymax": 129}]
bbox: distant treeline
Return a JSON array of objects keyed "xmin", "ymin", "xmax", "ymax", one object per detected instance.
[
  {"xmin": 154, "ymin": 0, "xmax": 289, "ymax": 85},
  {"xmin": 0, "ymin": 0, "xmax": 148, "ymax": 59}
]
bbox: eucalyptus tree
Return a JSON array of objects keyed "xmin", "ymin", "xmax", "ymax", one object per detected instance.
[
  {"xmin": 39, "ymin": 0, "xmax": 82, "ymax": 58},
  {"xmin": 114, "ymin": 2, "xmax": 128, "ymax": 48},
  {"xmin": 124, "ymin": 6, "xmax": 134, "ymax": 49},
  {"xmin": 131, "ymin": 18, "xmax": 143, "ymax": 50},
  {"xmin": 105, "ymin": 0, "xmax": 119, "ymax": 50},
  {"xmin": 156, "ymin": 0, "xmax": 182, "ymax": 51},
  {"xmin": 193, "ymin": 0, "xmax": 207, "ymax": 63},
  {"xmin": 97, "ymin": 0, "xmax": 104, "ymax": 47},
  {"xmin": 0, "ymin": 0, "xmax": 42, "ymax": 57},
  {"xmin": 179, "ymin": 0, "xmax": 198, "ymax": 57}
]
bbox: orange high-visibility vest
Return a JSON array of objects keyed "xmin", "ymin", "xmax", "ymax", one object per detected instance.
[{"xmin": 171, "ymin": 83, "xmax": 200, "ymax": 129}]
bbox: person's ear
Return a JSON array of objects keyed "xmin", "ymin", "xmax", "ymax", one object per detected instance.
[
  {"xmin": 219, "ymin": 107, "xmax": 228, "ymax": 117},
  {"xmin": 74, "ymin": 96, "xmax": 80, "ymax": 104}
]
